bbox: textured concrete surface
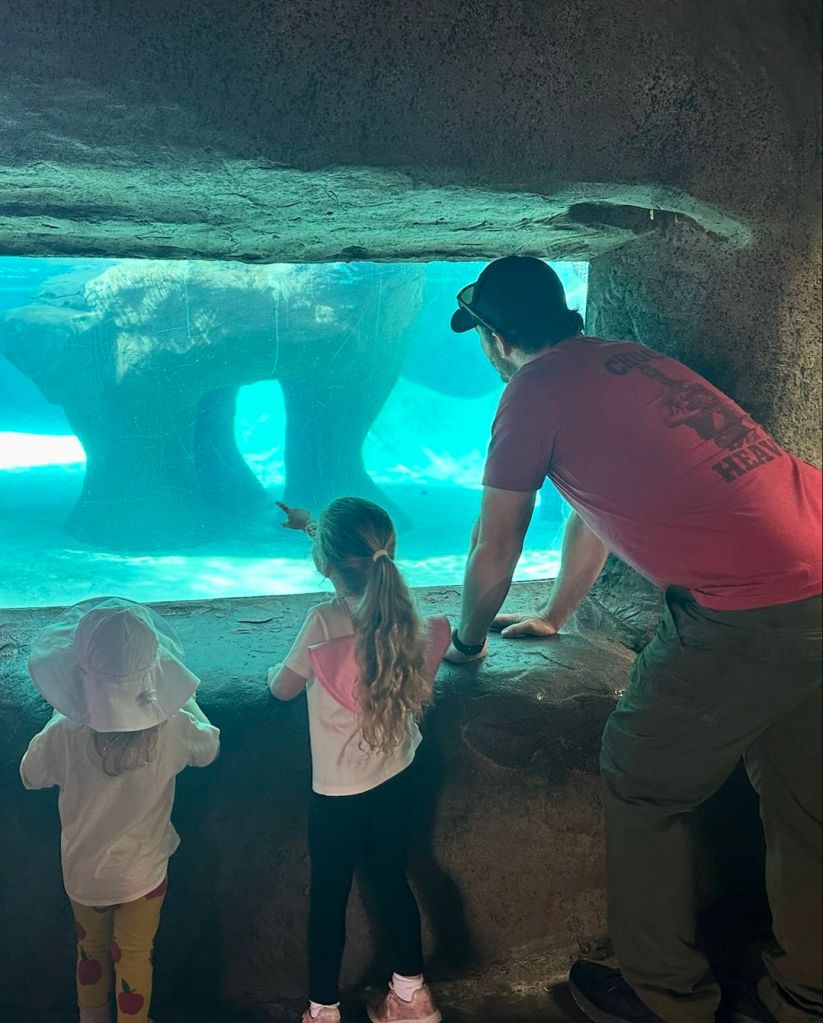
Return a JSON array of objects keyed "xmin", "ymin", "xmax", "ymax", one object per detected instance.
[
  {"xmin": 0, "ymin": 583, "xmax": 768, "ymax": 1019},
  {"xmin": 0, "ymin": 2, "xmax": 819, "ymax": 471},
  {"xmin": 1, "ymin": 584, "xmax": 630, "ymax": 1017},
  {"xmin": 2, "ymin": 0, "xmax": 819, "ymax": 263},
  {"xmin": 3, "ymin": 973, "xmax": 594, "ymax": 1023},
  {"xmin": 588, "ymin": 219, "xmax": 823, "ymax": 466}
]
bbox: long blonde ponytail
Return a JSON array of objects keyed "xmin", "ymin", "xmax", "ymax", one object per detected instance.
[{"xmin": 313, "ymin": 498, "xmax": 433, "ymax": 753}]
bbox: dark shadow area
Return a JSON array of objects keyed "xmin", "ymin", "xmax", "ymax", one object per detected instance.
[
  {"xmin": 0, "ymin": 768, "xmax": 77, "ymax": 1016},
  {"xmin": 408, "ymin": 727, "xmax": 483, "ymax": 978},
  {"xmin": 696, "ymin": 759, "xmax": 772, "ymax": 990},
  {"xmin": 352, "ymin": 720, "xmax": 481, "ymax": 992}
]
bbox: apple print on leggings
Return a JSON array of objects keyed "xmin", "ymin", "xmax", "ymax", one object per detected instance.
[
  {"xmin": 118, "ymin": 980, "xmax": 145, "ymax": 1016},
  {"xmin": 77, "ymin": 948, "xmax": 102, "ymax": 985}
]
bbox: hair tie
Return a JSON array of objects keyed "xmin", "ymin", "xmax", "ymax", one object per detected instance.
[{"xmin": 372, "ymin": 548, "xmax": 390, "ymax": 562}]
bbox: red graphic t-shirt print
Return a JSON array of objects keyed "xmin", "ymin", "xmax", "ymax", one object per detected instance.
[
  {"xmin": 651, "ymin": 370, "xmax": 753, "ymax": 446},
  {"xmin": 604, "ymin": 349, "xmax": 784, "ymax": 483},
  {"xmin": 642, "ymin": 366, "xmax": 755, "ymax": 448},
  {"xmin": 483, "ymin": 336, "xmax": 822, "ymax": 609}
]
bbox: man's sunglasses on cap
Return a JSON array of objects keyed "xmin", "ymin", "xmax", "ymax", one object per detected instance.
[{"xmin": 454, "ymin": 282, "xmax": 499, "ymax": 335}]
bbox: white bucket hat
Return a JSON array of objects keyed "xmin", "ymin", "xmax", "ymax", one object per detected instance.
[{"xmin": 28, "ymin": 597, "xmax": 200, "ymax": 732}]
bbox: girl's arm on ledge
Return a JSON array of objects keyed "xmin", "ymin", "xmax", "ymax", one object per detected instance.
[{"xmin": 268, "ymin": 664, "xmax": 308, "ymax": 701}]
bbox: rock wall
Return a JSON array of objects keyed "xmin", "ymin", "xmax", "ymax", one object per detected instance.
[
  {"xmin": 0, "ymin": 0, "xmax": 818, "ymax": 262},
  {"xmin": 0, "ymin": 587, "xmax": 623, "ymax": 1015},
  {"xmin": 0, "ymin": 586, "xmax": 767, "ymax": 1017},
  {"xmin": 0, "ymin": 0, "xmax": 819, "ymax": 494},
  {"xmin": 587, "ymin": 218, "xmax": 823, "ymax": 466},
  {"xmin": 0, "ymin": 3, "xmax": 815, "ymax": 1007}
]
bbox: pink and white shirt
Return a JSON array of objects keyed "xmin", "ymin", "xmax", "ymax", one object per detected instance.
[{"xmin": 272, "ymin": 598, "xmax": 450, "ymax": 796}]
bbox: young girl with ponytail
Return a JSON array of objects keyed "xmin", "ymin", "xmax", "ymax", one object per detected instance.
[{"xmin": 270, "ymin": 498, "xmax": 451, "ymax": 1023}]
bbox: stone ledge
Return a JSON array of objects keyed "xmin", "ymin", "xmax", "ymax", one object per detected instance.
[
  {"xmin": 0, "ymin": 582, "xmax": 770, "ymax": 1017},
  {"xmin": 0, "ymin": 582, "xmax": 632, "ymax": 1015},
  {"xmin": 0, "ymin": 583, "xmax": 636, "ymax": 748}
]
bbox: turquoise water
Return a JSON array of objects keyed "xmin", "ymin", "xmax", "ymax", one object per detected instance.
[{"xmin": 0, "ymin": 258, "xmax": 586, "ymax": 609}]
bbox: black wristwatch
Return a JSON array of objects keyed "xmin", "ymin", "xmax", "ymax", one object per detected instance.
[{"xmin": 451, "ymin": 628, "xmax": 485, "ymax": 657}]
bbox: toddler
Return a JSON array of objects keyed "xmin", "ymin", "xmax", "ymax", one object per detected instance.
[{"xmin": 21, "ymin": 597, "xmax": 220, "ymax": 1023}]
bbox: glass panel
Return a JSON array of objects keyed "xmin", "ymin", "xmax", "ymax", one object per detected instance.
[{"xmin": 0, "ymin": 257, "xmax": 587, "ymax": 608}]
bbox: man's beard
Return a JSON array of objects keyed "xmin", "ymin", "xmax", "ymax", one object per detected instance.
[
  {"xmin": 489, "ymin": 352, "xmax": 515, "ymax": 382},
  {"xmin": 477, "ymin": 327, "xmax": 515, "ymax": 382}
]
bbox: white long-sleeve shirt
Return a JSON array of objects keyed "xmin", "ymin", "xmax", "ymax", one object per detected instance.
[{"xmin": 20, "ymin": 707, "xmax": 219, "ymax": 906}]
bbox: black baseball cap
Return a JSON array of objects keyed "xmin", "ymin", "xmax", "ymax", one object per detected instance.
[{"xmin": 450, "ymin": 256, "xmax": 571, "ymax": 340}]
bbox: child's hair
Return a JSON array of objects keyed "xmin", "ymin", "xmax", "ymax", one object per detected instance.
[
  {"xmin": 313, "ymin": 497, "xmax": 431, "ymax": 753},
  {"xmin": 88, "ymin": 724, "xmax": 163, "ymax": 777}
]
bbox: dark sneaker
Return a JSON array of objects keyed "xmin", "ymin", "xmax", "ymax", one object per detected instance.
[{"xmin": 569, "ymin": 960, "xmax": 663, "ymax": 1023}]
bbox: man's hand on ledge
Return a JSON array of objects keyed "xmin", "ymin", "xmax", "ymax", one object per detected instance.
[
  {"xmin": 444, "ymin": 639, "xmax": 489, "ymax": 664},
  {"xmin": 491, "ymin": 613, "xmax": 560, "ymax": 639}
]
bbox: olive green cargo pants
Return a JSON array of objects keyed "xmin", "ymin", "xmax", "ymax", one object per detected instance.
[{"xmin": 601, "ymin": 589, "xmax": 822, "ymax": 1023}]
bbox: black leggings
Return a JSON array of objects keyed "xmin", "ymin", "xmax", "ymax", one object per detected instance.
[{"xmin": 308, "ymin": 762, "xmax": 424, "ymax": 1004}]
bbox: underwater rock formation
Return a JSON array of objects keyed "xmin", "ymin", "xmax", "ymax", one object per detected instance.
[
  {"xmin": 2, "ymin": 261, "xmax": 424, "ymax": 549},
  {"xmin": 0, "ymin": 354, "xmax": 72, "ymax": 433}
]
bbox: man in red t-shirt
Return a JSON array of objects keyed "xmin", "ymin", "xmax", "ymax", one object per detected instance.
[{"xmin": 446, "ymin": 256, "xmax": 822, "ymax": 1023}]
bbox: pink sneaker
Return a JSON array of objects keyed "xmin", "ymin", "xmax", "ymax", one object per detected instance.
[
  {"xmin": 301, "ymin": 1008, "xmax": 341, "ymax": 1023},
  {"xmin": 367, "ymin": 985, "xmax": 442, "ymax": 1023}
]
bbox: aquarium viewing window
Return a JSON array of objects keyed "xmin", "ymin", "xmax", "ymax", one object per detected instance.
[{"xmin": 0, "ymin": 257, "xmax": 587, "ymax": 609}]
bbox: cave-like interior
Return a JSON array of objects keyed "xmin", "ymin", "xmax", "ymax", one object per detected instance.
[{"xmin": 0, "ymin": 1, "xmax": 820, "ymax": 1020}]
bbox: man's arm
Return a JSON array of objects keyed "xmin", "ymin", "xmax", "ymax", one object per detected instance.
[
  {"xmin": 494, "ymin": 510, "xmax": 609, "ymax": 638},
  {"xmin": 446, "ymin": 487, "xmax": 536, "ymax": 661}
]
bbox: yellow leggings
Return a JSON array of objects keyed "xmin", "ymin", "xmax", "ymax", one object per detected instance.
[{"xmin": 70, "ymin": 879, "xmax": 166, "ymax": 1023}]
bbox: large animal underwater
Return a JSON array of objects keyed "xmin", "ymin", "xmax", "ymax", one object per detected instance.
[{"xmin": 0, "ymin": 258, "xmax": 587, "ymax": 608}]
